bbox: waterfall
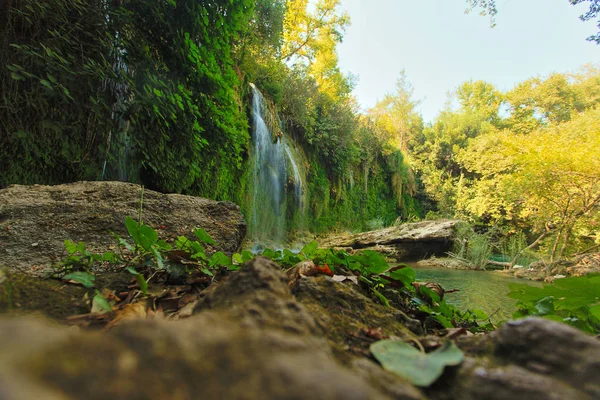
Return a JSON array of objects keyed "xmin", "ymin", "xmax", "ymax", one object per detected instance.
[{"xmin": 249, "ymin": 84, "xmax": 305, "ymax": 249}]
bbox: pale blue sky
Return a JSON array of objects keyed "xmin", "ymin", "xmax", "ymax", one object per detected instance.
[{"xmin": 337, "ymin": 0, "xmax": 600, "ymax": 123}]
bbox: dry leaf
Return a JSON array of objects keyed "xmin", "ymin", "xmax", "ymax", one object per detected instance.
[{"xmin": 104, "ymin": 302, "xmax": 148, "ymax": 330}]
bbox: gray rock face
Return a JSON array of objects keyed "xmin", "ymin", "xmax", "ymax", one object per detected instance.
[
  {"xmin": 493, "ymin": 318, "xmax": 600, "ymax": 398},
  {"xmin": 320, "ymin": 220, "xmax": 460, "ymax": 260},
  {"xmin": 0, "ymin": 181, "xmax": 246, "ymax": 274},
  {"xmin": 444, "ymin": 318, "xmax": 600, "ymax": 400}
]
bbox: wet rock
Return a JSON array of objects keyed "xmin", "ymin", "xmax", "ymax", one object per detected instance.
[
  {"xmin": 446, "ymin": 358, "xmax": 590, "ymax": 400},
  {"xmin": 0, "ymin": 181, "xmax": 246, "ymax": 275},
  {"xmin": 493, "ymin": 317, "xmax": 600, "ymax": 398},
  {"xmin": 320, "ymin": 220, "xmax": 460, "ymax": 261}
]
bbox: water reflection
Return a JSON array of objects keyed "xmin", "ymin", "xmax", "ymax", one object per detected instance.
[{"xmin": 413, "ymin": 266, "xmax": 541, "ymax": 322}]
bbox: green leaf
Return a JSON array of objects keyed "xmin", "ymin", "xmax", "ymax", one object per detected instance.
[
  {"xmin": 201, "ymin": 267, "xmax": 214, "ymax": 277},
  {"xmin": 125, "ymin": 216, "xmax": 141, "ymax": 244},
  {"xmin": 372, "ymin": 287, "xmax": 390, "ymax": 307},
  {"xmin": 300, "ymin": 241, "xmax": 318, "ymax": 257},
  {"xmin": 356, "ymin": 250, "xmax": 390, "ymax": 274},
  {"xmin": 371, "ymin": 340, "xmax": 464, "ymax": 387},
  {"xmin": 589, "ymin": 304, "xmax": 600, "ymax": 320},
  {"xmin": 151, "ymin": 247, "xmax": 165, "ymax": 269},
  {"xmin": 77, "ymin": 242, "xmax": 86, "ymax": 253},
  {"xmin": 388, "ymin": 267, "xmax": 416, "ymax": 287},
  {"xmin": 232, "ymin": 253, "xmax": 243, "ymax": 265},
  {"xmin": 64, "ymin": 240, "xmax": 78, "ymax": 255},
  {"xmin": 92, "ymin": 290, "xmax": 112, "ymax": 314},
  {"xmin": 63, "ymin": 271, "xmax": 95, "ymax": 288},
  {"xmin": 126, "ymin": 267, "xmax": 139, "ymax": 275},
  {"xmin": 156, "ymin": 240, "xmax": 172, "ymax": 251},
  {"xmin": 39, "ymin": 79, "xmax": 53, "ymax": 89},
  {"xmin": 209, "ymin": 251, "xmax": 231, "ymax": 268},
  {"xmin": 138, "ymin": 224, "xmax": 159, "ymax": 251},
  {"xmin": 241, "ymin": 250, "xmax": 254, "ymax": 262},
  {"xmin": 102, "ymin": 252, "xmax": 118, "ymax": 263},
  {"xmin": 136, "ymin": 274, "xmax": 148, "ymax": 295},
  {"xmin": 534, "ymin": 296, "xmax": 555, "ymax": 315},
  {"xmin": 193, "ymin": 228, "xmax": 215, "ymax": 245}
]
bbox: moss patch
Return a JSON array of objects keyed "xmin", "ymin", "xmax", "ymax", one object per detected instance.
[{"xmin": 0, "ymin": 269, "xmax": 88, "ymax": 319}]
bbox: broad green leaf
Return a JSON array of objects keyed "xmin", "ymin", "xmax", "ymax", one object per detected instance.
[
  {"xmin": 156, "ymin": 240, "xmax": 172, "ymax": 251},
  {"xmin": 232, "ymin": 253, "xmax": 243, "ymax": 265},
  {"xmin": 125, "ymin": 216, "xmax": 141, "ymax": 244},
  {"xmin": 64, "ymin": 240, "xmax": 77, "ymax": 255},
  {"xmin": 77, "ymin": 242, "xmax": 86, "ymax": 253},
  {"xmin": 102, "ymin": 252, "xmax": 118, "ymax": 262},
  {"xmin": 63, "ymin": 271, "xmax": 95, "ymax": 288},
  {"xmin": 194, "ymin": 228, "xmax": 215, "ymax": 245},
  {"xmin": 534, "ymin": 296, "xmax": 555, "ymax": 315},
  {"xmin": 589, "ymin": 304, "xmax": 600, "ymax": 320},
  {"xmin": 241, "ymin": 250, "xmax": 254, "ymax": 262},
  {"xmin": 357, "ymin": 250, "xmax": 390, "ymax": 274},
  {"xmin": 300, "ymin": 241, "xmax": 318, "ymax": 257},
  {"xmin": 388, "ymin": 267, "xmax": 416, "ymax": 287},
  {"xmin": 174, "ymin": 236, "xmax": 190, "ymax": 251},
  {"xmin": 92, "ymin": 291, "xmax": 112, "ymax": 314},
  {"xmin": 371, "ymin": 340, "xmax": 464, "ymax": 387},
  {"xmin": 138, "ymin": 224, "xmax": 158, "ymax": 251},
  {"xmin": 209, "ymin": 251, "xmax": 231, "ymax": 268},
  {"xmin": 201, "ymin": 267, "xmax": 214, "ymax": 277}
]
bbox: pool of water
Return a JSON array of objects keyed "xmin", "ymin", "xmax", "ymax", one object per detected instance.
[{"xmin": 413, "ymin": 266, "xmax": 540, "ymax": 321}]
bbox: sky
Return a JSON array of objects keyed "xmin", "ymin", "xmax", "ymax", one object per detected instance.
[{"xmin": 336, "ymin": 0, "xmax": 600, "ymax": 123}]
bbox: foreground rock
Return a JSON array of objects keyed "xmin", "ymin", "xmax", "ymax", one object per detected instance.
[
  {"xmin": 0, "ymin": 181, "xmax": 246, "ymax": 275},
  {"xmin": 1, "ymin": 257, "xmax": 599, "ymax": 400},
  {"xmin": 0, "ymin": 258, "xmax": 424, "ymax": 400},
  {"xmin": 321, "ymin": 220, "xmax": 460, "ymax": 261},
  {"xmin": 443, "ymin": 318, "xmax": 600, "ymax": 400}
]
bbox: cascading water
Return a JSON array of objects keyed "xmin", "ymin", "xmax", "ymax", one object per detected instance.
[{"xmin": 249, "ymin": 84, "xmax": 305, "ymax": 249}]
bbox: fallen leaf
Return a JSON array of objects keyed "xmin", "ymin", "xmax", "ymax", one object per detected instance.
[
  {"xmin": 332, "ymin": 275, "xmax": 359, "ymax": 284},
  {"xmin": 370, "ymin": 340, "xmax": 464, "ymax": 387},
  {"xmin": 104, "ymin": 302, "xmax": 148, "ymax": 330},
  {"xmin": 363, "ymin": 327, "xmax": 384, "ymax": 340},
  {"xmin": 315, "ymin": 263, "xmax": 334, "ymax": 276},
  {"xmin": 177, "ymin": 300, "xmax": 199, "ymax": 319},
  {"xmin": 444, "ymin": 327, "xmax": 472, "ymax": 339}
]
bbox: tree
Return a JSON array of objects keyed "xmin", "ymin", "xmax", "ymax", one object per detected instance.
[
  {"xmin": 459, "ymin": 108, "xmax": 600, "ymax": 260},
  {"xmin": 368, "ymin": 71, "xmax": 423, "ymax": 153},
  {"xmin": 281, "ymin": 0, "xmax": 352, "ymax": 99},
  {"xmin": 467, "ymin": 0, "xmax": 600, "ymax": 44}
]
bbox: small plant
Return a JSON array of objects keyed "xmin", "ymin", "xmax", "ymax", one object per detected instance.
[
  {"xmin": 508, "ymin": 274, "xmax": 600, "ymax": 334},
  {"xmin": 56, "ymin": 216, "xmax": 235, "ymax": 296},
  {"xmin": 258, "ymin": 241, "xmax": 493, "ymax": 333}
]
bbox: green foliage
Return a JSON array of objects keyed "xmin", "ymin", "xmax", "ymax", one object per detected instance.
[
  {"xmin": 257, "ymin": 243, "xmax": 493, "ymax": 332},
  {"xmin": 55, "ymin": 217, "xmax": 234, "ymax": 297},
  {"xmin": 508, "ymin": 274, "xmax": 600, "ymax": 334},
  {"xmin": 371, "ymin": 340, "xmax": 464, "ymax": 387},
  {"xmin": 1, "ymin": 0, "xmax": 254, "ymax": 201}
]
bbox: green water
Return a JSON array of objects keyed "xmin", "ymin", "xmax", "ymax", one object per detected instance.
[{"xmin": 413, "ymin": 266, "xmax": 540, "ymax": 321}]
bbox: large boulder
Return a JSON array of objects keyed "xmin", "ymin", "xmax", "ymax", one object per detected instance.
[
  {"xmin": 321, "ymin": 220, "xmax": 460, "ymax": 261},
  {"xmin": 0, "ymin": 182, "xmax": 246, "ymax": 274}
]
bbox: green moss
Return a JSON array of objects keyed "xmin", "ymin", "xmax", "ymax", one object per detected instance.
[{"xmin": 0, "ymin": 270, "xmax": 88, "ymax": 320}]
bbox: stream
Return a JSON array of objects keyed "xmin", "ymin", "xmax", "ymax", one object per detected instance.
[{"xmin": 413, "ymin": 266, "xmax": 541, "ymax": 321}]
